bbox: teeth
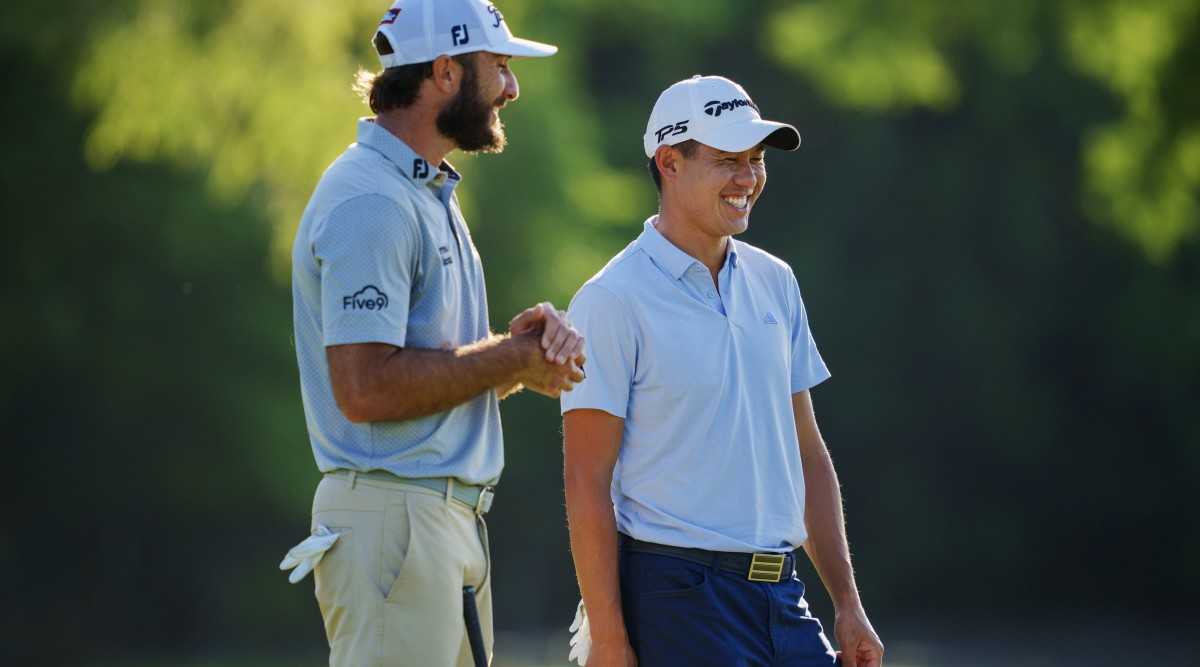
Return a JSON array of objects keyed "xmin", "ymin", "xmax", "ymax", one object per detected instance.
[{"xmin": 723, "ymin": 196, "xmax": 748, "ymax": 209}]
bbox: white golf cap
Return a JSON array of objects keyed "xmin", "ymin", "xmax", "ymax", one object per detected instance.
[
  {"xmin": 643, "ymin": 75, "xmax": 800, "ymax": 157},
  {"xmin": 374, "ymin": 0, "xmax": 557, "ymax": 69}
]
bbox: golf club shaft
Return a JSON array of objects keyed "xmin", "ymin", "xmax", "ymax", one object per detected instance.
[{"xmin": 463, "ymin": 585, "xmax": 488, "ymax": 667}]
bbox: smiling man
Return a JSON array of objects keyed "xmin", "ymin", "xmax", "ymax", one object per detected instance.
[
  {"xmin": 285, "ymin": 1, "xmax": 584, "ymax": 665},
  {"xmin": 562, "ymin": 76, "xmax": 884, "ymax": 666}
]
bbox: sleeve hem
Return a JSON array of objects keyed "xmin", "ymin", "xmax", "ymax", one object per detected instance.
[
  {"xmin": 323, "ymin": 329, "xmax": 407, "ymax": 348},
  {"xmin": 560, "ymin": 400, "xmax": 627, "ymax": 419},
  {"xmin": 791, "ymin": 369, "xmax": 832, "ymax": 394}
]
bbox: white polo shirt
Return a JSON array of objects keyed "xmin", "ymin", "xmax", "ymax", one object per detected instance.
[
  {"xmin": 561, "ymin": 218, "xmax": 830, "ymax": 552},
  {"xmin": 291, "ymin": 119, "xmax": 503, "ymax": 485}
]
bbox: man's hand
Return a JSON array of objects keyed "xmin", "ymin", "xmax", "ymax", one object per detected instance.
[
  {"xmin": 510, "ymin": 301, "xmax": 585, "ymax": 365},
  {"xmin": 511, "ymin": 330, "xmax": 586, "ymax": 398},
  {"xmin": 833, "ymin": 607, "xmax": 884, "ymax": 667}
]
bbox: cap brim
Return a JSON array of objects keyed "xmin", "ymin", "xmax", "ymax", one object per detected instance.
[
  {"xmin": 489, "ymin": 36, "xmax": 558, "ymax": 58},
  {"xmin": 697, "ymin": 119, "xmax": 801, "ymax": 152}
]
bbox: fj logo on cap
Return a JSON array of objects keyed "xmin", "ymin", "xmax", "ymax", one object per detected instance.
[
  {"xmin": 451, "ymin": 24, "xmax": 470, "ymax": 46},
  {"xmin": 343, "ymin": 286, "xmax": 389, "ymax": 311},
  {"xmin": 487, "ymin": 5, "xmax": 504, "ymax": 28},
  {"xmin": 380, "ymin": 8, "xmax": 401, "ymax": 25},
  {"xmin": 704, "ymin": 98, "xmax": 759, "ymax": 117}
]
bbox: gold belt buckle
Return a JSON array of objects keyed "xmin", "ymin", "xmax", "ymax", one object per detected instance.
[{"xmin": 747, "ymin": 553, "xmax": 786, "ymax": 582}]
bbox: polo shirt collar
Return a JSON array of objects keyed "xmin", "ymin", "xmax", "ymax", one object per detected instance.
[
  {"xmin": 638, "ymin": 217, "xmax": 740, "ymax": 280},
  {"xmin": 356, "ymin": 118, "xmax": 462, "ymax": 190}
]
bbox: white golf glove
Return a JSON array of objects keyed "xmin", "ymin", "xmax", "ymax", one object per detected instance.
[
  {"xmin": 279, "ymin": 524, "xmax": 340, "ymax": 583},
  {"xmin": 568, "ymin": 599, "xmax": 592, "ymax": 665}
]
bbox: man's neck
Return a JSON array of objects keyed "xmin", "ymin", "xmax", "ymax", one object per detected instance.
[
  {"xmin": 374, "ymin": 109, "xmax": 454, "ymax": 167},
  {"xmin": 652, "ymin": 212, "xmax": 729, "ymax": 281}
]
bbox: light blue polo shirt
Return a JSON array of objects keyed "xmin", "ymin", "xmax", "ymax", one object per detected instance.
[
  {"xmin": 291, "ymin": 119, "xmax": 503, "ymax": 485},
  {"xmin": 561, "ymin": 218, "xmax": 830, "ymax": 552}
]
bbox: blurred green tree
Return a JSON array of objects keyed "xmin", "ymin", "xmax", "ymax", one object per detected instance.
[{"xmin": 764, "ymin": 0, "xmax": 1200, "ymax": 261}]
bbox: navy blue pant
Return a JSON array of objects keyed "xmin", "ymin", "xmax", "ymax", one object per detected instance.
[{"xmin": 620, "ymin": 548, "xmax": 838, "ymax": 667}]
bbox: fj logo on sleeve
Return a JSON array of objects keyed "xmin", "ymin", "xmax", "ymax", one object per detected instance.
[
  {"xmin": 764, "ymin": 312, "xmax": 779, "ymax": 324},
  {"xmin": 438, "ymin": 245, "xmax": 454, "ymax": 266},
  {"xmin": 343, "ymin": 286, "xmax": 389, "ymax": 311}
]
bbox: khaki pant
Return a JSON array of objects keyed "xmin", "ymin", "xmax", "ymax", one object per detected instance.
[{"xmin": 311, "ymin": 473, "xmax": 492, "ymax": 667}]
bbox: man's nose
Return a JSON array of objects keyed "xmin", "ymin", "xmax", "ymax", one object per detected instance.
[
  {"xmin": 732, "ymin": 158, "xmax": 757, "ymax": 188},
  {"xmin": 503, "ymin": 68, "xmax": 519, "ymax": 102}
]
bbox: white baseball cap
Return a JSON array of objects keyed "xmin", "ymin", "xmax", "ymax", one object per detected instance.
[
  {"xmin": 643, "ymin": 75, "xmax": 801, "ymax": 157},
  {"xmin": 374, "ymin": 0, "xmax": 557, "ymax": 69}
]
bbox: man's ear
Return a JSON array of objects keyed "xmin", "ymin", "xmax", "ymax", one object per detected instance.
[
  {"xmin": 655, "ymin": 144, "xmax": 681, "ymax": 182},
  {"xmin": 430, "ymin": 54, "xmax": 461, "ymax": 94}
]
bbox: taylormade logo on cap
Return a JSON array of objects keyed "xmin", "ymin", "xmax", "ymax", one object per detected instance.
[
  {"xmin": 643, "ymin": 75, "xmax": 801, "ymax": 157},
  {"xmin": 704, "ymin": 98, "xmax": 759, "ymax": 117},
  {"xmin": 373, "ymin": 0, "xmax": 557, "ymax": 69}
]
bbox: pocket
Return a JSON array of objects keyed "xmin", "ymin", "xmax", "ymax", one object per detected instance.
[
  {"xmin": 621, "ymin": 557, "xmax": 722, "ymax": 665},
  {"xmin": 311, "ymin": 511, "xmax": 412, "ymax": 603},
  {"xmin": 313, "ymin": 526, "xmax": 356, "ymax": 617},
  {"xmin": 380, "ymin": 500, "xmax": 414, "ymax": 600},
  {"xmin": 623, "ymin": 553, "xmax": 710, "ymax": 601},
  {"xmin": 636, "ymin": 567, "xmax": 709, "ymax": 600},
  {"xmin": 313, "ymin": 481, "xmax": 415, "ymax": 600}
]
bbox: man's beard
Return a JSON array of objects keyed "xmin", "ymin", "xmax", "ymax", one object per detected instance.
[{"xmin": 437, "ymin": 57, "xmax": 507, "ymax": 154}]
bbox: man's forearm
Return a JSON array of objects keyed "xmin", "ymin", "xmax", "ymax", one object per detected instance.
[
  {"xmin": 566, "ymin": 478, "xmax": 627, "ymax": 643},
  {"xmin": 800, "ymin": 444, "xmax": 863, "ymax": 612},
  {"xmin": 329, "ymin": 334, "xmax": 537, "ymax": 423},
  {"xmin": 563, "ymin": 409, "xmax": 630, "ymax": 648}
]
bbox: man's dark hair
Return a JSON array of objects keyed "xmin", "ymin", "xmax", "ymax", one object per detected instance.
[
  {"xmin": 354, "ymin": 39, "xmax": 477, "ymax": 113},
  {"xmin": 647, "ymin": 139, "xmax": 701, "ymax": 193}
]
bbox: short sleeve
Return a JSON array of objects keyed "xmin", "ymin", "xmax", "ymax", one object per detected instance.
[
  {"xmin": 788, "ymin": 270, "xmax": 831, "ymax": 392},
  {"xmin": 560, "ymin": 283, "xmax": 638, "ymax": 418},
  {"xmin": 313, "ymin": 194, "xmax": 420, "ymax": 348}
]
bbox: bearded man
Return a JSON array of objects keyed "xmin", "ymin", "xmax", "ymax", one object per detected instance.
[{"xmin": 284, "ymin": 1, "xmax": 584, "ymax": 665}]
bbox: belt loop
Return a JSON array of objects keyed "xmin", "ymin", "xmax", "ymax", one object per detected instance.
[
  {"xmin": 346, "ymin": 470, "xmax": 357, "ymax": 490},
  {"xmin": 445, "ymin": 478, "xmax": 455, "ymax": 507}
]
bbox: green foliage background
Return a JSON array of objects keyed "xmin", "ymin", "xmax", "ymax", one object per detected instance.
[{"xmin": 3, "ymin": 0, "xmax": 1198, "ymax": 664}]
